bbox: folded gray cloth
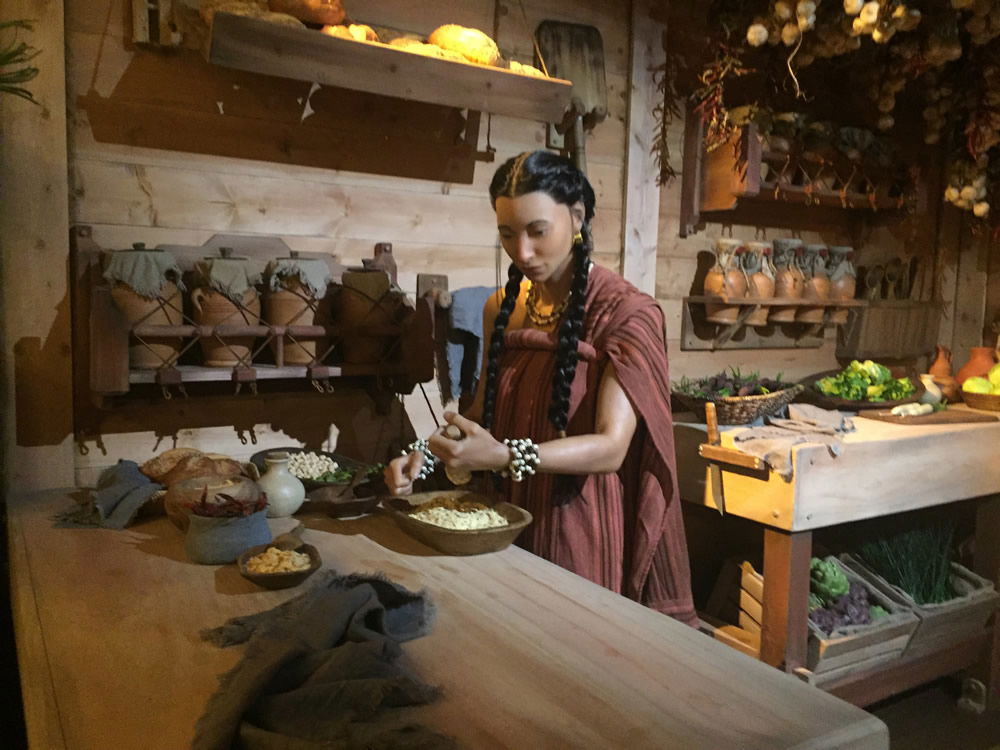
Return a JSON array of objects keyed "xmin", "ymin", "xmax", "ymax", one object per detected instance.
[
  {"xmin": 55, "ymin": 460, "xmax": 161, "ymax": 529},
  {"xmin": 445, "ymin": 286, "xmax": 495, "ymax": 402},
  {"xmin": 195, "ymin": 571, "xmax": 453, "ymax": 750},
  {"xmin": 733, "ymin": 404, "xmax": 855, "ymax": 480}
]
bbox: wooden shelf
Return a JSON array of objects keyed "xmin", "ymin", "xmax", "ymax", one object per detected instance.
[
  {"xmin": 689, "ymin": 295, "xmax": 867, "ymax": 308},
  {"xmin": 680, "ymin": 109, "xmax": 909, "ymax": 237},
  {"xmin": 127, "ymin": 362, "xmax": 399, "ymax": 385},
  {"xmin": 207, "ymin": 13, "xmax": 573, "ymax": 124}
]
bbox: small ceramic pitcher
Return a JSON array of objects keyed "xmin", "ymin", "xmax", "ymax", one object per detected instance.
[
  {"xmin": 769, "ymin": 239, "xmax": 805, "ymax": 323},
  {"xmin": 928, "ymin": 345, "xmax": 952, "ymax": 378},
  {"xmin": 827, "ymin": 246, "xmax": 857, "ymax": 325},
  {"xmin": 743, "ymin": 241, "xmax": 775, "ymax": 327},
  {"xmin": 704, "ymin": 238, "xmax": 748, "ymax": 324},
  {"xmin": 955, "ymin": 346, "xmax": 998, "ymax": 386},
  {"xmin": 795, "ymin": 245, "xmax": 831, "ymax": 324},
  {"xmin": 257, "ymin": 451, "xmax": 306, "ymax": 518}
]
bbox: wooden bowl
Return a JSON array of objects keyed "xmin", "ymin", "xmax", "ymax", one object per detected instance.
[
  {"xmin": 237, "ymin": 541, "xmax": 322, "ymax": 590},
  {"xmin": 249, "ymin": 447, "xmax": 368, "ymax": 491},
  {"xmin": 382, "ymin": 490, "xmax": 532, "ymax": 556},
  {"xmin": 961, "ymin": 390, "xmax": 1000, "ymax": 412},
  {"xmin": 796, "ymin": 368, "xmax": 925, "ymax": 411},
  {"xmin": 307, "ymin": 485, "xmax": 381, "ymax": 518}
]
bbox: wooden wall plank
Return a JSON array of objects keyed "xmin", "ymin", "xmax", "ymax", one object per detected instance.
[
  {"xmin": 0, "ymin": 0, "xmax": 76, "ymax": 492},
  {"xmin": 620, "ymin": 0, "xmax": 663, "ymax": 295}
]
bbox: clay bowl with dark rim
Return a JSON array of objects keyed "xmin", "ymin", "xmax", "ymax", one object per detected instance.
[
  {"xmin": 382, "ymin": 490, "xmax": 532, "ymax": 556},
  {"xmin": 237, "ymin": 541, "xmax": 322, "ymax": 590}
]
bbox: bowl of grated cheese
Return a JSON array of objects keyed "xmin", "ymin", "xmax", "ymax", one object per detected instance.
[
  {"xmin": 382, "ymin": 490, "xmax": 532, "ymax": 556},
  {"xmin": 238, "ymin": 541, "xmax": 322, "ymax": 589}
]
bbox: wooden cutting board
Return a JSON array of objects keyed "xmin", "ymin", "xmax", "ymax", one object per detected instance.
[{"xmin": 858, "ymin": 408, "xmax": 999, "ymax": 425}]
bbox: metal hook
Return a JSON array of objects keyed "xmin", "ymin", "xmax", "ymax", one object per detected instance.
[
  {"xmin": 76, "ymin": 440, "xmax": 90, "ymax": 456},
  {"xmin": 235, "ymin": 382, "xmax": 242, "ymax": 396},
  {"xmin": 161, "ymin": 385, "xmax": 172, "ymax": 400},
  {"xmin": 249, "ymin": 426, "xmax": 258, "ymax": 445},
  {"xmin": 324, "ymin": 380, "xmax": 334, "ymax": 394},
  {"xmin": 179, "ymin": 384, "xmax": 189, "ymax": 399},
  {"xmin": 238, "ymin": 430, "xmax": 248, "ymax": 445},
  {"xmin": 311, "ymin": 378, "xmax": 324, "ymax": 393},
  {"xmin": 250, "ymin": 382, "xmax": 258, "ymax": 396}
]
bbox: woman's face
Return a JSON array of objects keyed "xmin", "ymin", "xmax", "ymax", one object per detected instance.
[{"xmin": 495, "ymin": 192, "xmax": 584, "ymax": 284}]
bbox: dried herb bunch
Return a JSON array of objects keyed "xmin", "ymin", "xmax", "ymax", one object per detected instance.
[{"xmin": 0, "ymin": 19, "xmax": 40, "ymax": 104}]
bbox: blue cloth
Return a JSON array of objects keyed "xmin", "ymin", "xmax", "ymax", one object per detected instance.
[
  {"xmin": 55, "ymin": 460, "xmax": 162, "ymax": 529},
  {"xmin": 445, "ymin": 286, "xmax": 496, "ymax": 402}
]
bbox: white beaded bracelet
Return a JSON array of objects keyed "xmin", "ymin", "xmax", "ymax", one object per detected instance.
[
  {"xmin": 401, "ymin": 439, "xmax": 438, "ymax": 481},
  {"xmin": 499, "ymin": 438, "xmax": 540, "ymax": 482}
]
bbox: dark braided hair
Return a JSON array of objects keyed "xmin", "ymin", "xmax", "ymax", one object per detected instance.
[{"xmin": 482, "ymin": 151, "xmax": 596, "ymax": 436}]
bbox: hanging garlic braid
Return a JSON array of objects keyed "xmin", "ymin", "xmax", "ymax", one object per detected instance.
[{"xmin": 483, "ymin": 150, "xmax": 596, "ymax": 434}]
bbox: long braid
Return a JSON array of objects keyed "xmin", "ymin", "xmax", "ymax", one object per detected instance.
[
  {"xmin": 547, "ymin": 227, "xmax": 592, "ymax": 434},
  {"xmin": 481, "ymin": 263, "xmax": 524, "ymax": 431}
]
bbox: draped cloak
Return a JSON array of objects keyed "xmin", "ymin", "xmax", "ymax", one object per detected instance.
[{"xmin": 489, "ymin": 265, "xmax": 698, "ymax": 627}]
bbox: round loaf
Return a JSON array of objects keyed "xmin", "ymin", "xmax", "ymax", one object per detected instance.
[
  {"xmin": 510, "ymin": 60, "xmax": 546, "ymax": 78},
  {"xmin": 427, "ymin": 24, "xmax": 501, "ymax": 66},
  {"xmin": 140, "ymin": 447, "xmax": 203, "ymax": 482},
  {"xmin": 389, "ymin": 37, "xmax": 465, "ymax": 62}
]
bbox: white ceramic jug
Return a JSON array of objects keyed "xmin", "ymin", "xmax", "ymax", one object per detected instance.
[{"xmin": 257, "ymin": 451, "xmax": 306, "ymax": 518}]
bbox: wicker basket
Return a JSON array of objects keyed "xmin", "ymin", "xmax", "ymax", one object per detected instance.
[
  {"xmin": 672, "ymin": 384, "xmax": 804, "ymax": 425},
  {"xmin": 961, "ymin": 390, "xmax": 1000, "ymax": 411}
]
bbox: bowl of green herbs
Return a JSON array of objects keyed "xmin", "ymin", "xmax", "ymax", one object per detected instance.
[{"xmin": 799, "ymin": 359, "xmax": 922, "ymax": 411}]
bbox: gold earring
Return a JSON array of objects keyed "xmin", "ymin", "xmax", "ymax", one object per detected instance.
[{"xmin": 573, "ymin": 232, "xmax": 583, "ymax": 244}]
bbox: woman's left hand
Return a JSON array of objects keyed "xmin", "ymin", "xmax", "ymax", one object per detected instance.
[{"xmin": 428, "ymin": 412, "xmax": 509, "ymax": 473}]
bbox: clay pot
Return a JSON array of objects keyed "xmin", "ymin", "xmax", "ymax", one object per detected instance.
[
  {"xmin": 928, "ymin": 345, "xmax": 953, "ymax": 378},
  {"xmin": 769, "ymin": 239, "xmax": 805, "ymax": 323},
  {"xmin": 704, "ymin": 239, "xmax": 747, "ymax": 324},
  {"xmin": 110, "ymin": 281, "xmax": 183, "ymax": 369},
  {"xmin": 933, "ymin": 375, "xmax": 961, "ymax": 403},
  {"xmin": 955, "ymin": 346, "xmax": 998, "ymax": 386},
  {"xmin": 338, "ymin": 271, "xmax": 400, "ymax": 364},
  {"xmin": 192, "ymin": 287, "xmax": 261, "ymax": 367},
  {"xmin": 743, "ymin": 242, "xmax": 775, "ymax": 327},
  {"xmin": 827, "ymin": 246, "xmax": 857, "ymax": 325},
  {"xmin": 265, "ymin": 279, "xmax": 320, "ymax": 365},
  {"xmin": 795, "ymin": 245, "xmax": 831, "ymax": 324}
]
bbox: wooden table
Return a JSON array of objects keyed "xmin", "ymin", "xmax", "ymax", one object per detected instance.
[
  {"xmin": 9, "ymin": 489, "xmax": 887, "ymax": 750},
  {"xmin": 674, "ymin": 408, "xmax": 1000, "ymax": 707}
]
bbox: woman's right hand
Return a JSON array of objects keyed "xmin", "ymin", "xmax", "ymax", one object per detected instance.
[{"xmin": 383, "ymin": 451, "xmax": 425, "ymax": 496}]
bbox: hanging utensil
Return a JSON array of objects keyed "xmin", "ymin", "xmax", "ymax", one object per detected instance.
[{"xmin": 864, "ymin": 265, "xmax": 885, "ymax": 301}]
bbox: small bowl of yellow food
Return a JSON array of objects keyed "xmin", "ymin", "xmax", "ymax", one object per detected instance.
[{"xmin": 238, "ymin": 540, "xmax": 321, "ymax": 590}]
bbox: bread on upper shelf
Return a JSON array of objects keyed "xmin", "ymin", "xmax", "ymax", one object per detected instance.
[{"xmin": 428, "ymin": 24, "xmax": 502, "ymax": 67}]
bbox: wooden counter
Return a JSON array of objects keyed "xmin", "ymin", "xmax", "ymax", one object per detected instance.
[
  {"xmin": 673, "ymin": 409, "xmax": 1000, "ymax": 705},
  {"xmin": 9, "ymin": 490, "xmax": 887, "ymax": 750}
]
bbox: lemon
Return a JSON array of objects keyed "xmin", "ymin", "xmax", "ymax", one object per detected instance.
[
  {"xmin": 989, "ymin": 362, "xmax": 1000, "ymax": 387},
  {"xmin": 962, "ymin": 376, "xmax": 992, "ymax": 394}
]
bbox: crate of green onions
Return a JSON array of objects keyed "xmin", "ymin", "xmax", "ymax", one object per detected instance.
[
  {"xmin": 840, "ymin": 552, "xmax": 999, "ymax": 659},
  {"xmin": 802, "ymin": 557, "xmax": 919, "ymax": 681}
]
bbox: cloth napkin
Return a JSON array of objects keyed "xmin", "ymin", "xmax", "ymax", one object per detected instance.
[
  {"xmin": 55, "ymin": 460, "xmax": 162, "ymax": 529},
  {"xmin": 444, "ymin": 286, "xmax": 495, "ymax": 402},
  {"xmin": 732, "ymin": 404, "xmax": 855, "ymax": 480},
  {"xmin": 194, "ymin": 571, "xmax": 453, "ymax": 750}
]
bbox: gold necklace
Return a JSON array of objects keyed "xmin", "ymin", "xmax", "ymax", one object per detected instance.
[{"xmin": 526, "ymin": 283, "xmax": 569, "ymax": 327}]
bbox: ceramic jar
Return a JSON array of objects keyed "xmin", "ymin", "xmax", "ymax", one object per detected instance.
[
  {"xmin": 742, "ymin": 241, "xmax": 776, "ymax": 327},
  {"xmin": 827, "ymin": 246, "xmax": 857, "ymax": 325},
  {"xmin": 106, "ymin": 243, "xmax": 184, "ymax": 369},
  {"xmin": 704, "ymin": 238, "xmax": 748, "ymax": 324},
  {"xmin": 795, "ymin": 244, "xmax": 831, "ymax": 324},
  {"xmin": 955, "ymin": 346, "xmax": 998, "ymax": 386},
  {"xmin": 338, "ymin": 270, "xmax": 400, "ymax": 363},
  {"xmin": 257, "ymin": 451, "xmax": 306, "ymax": 518},
  {"xmin": 769, "ymin": 239, "xmax": 805, "ymax": 323},
  {"xmin": 191, "ymin": 248, "xmax": 261, "ymax": 367}
]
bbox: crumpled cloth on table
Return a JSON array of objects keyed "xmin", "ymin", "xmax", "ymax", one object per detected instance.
[
  {"xmin": 732, "ymin": 403, "xmax": 855, "ymax": 480},
  {"xmin": 55, "ymin": 460, "xmax": 161, "ymax": 530},
  {"xmin": 194, "ymin": 570, "xmax": 454, "ymax": 750}
]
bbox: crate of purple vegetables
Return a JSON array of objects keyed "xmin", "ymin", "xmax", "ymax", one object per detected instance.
[
  {"xmin": 803, "ymin": 557, "xmax": 918, "ymax": 680},
  {"xmin": 672, "ymin": 368, "xmax": 803, "ymax": 425}
]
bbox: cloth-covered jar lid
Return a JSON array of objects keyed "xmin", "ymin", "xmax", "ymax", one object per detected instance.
[
  {"xmin": 196, "ymin": 249, "xmax": 262, "ymax": 303},
  {"xmin": 266, "ymin": 256, "xmax": 332, "ymax": 297},
  {"xmin": 103, "ymin": 243, "xmax": 184, "ymax": 299}
]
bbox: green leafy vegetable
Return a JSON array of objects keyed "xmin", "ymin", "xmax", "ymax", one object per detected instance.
[
  {"xmin": 810, "ymin": 557, "xmax": 850, "ymax": 605},
  {"xmin": 857, "ymin": 523, "xmax": 956, "ymax": 605},
  {"xmin": 815, "ymin": 359, "xmax": 915, "ymax": 402},
  {"xmin": 674, "ymin": 367, "xmax": 791, "ymax": 399}
]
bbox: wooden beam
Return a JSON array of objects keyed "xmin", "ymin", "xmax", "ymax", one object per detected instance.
[
  {"xmin": 760, "ymin": 528, "xmax": 813, "ymax": 670},
  {"xmin": 620, "ymin": 0, "xmax": 663, "ymax": 295}
]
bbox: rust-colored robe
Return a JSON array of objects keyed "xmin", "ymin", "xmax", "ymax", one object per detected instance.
[{"xmin": 490, "ymin": 266, "xmax": 698, "ymax": 626}]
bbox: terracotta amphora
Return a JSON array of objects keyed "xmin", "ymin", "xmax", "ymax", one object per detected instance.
[
  {"xmin": 955, "ymin": 346, "xmax": 998, "ymax": 386},
  {"xmin": 192, "ymin": 287, "xmax": 261, "ymax": 367},
  {"xmin": 827, "ymin": 246, "xmax": 857, "ymax": 325},
  {"xmin": 704, "ymin": 238, "xmax": 747, "ymax": 324},
  {"xmin": 743, "ymin": 242, "xmax": 775, "ymax": 327},
  {"xmin": 795, "ymin": 244, "xmax": 831, "ymax": 324},
  {"xmin": 111, "ymin": 281, "xmax": 183, "ymax": 369},
  {"xmin": 769, "ymin": 239, "xmax": 805, "ymax": 323},
  {"xmin": 928, "ymin": 345, "xmax": 952, "ymax": 378}
]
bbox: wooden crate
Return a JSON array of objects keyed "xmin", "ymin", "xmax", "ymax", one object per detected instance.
[{"xmin": 841, "ymin": 554, "xmax": 1000, "ymax": 658}]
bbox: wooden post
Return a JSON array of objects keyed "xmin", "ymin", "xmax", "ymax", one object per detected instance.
[
  {"xmin": 620, "ymin": 0, "xmax": 663, "ymax": 295},
  {"xmin": 973, "ymin": 494, "xmax": 1000, "ymax": 710},
  {"xmin": 760, "ymin": 528, "xmax": 813, "ymax": 671}
]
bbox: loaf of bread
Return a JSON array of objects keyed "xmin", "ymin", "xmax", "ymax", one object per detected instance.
[
  {"xmin": 510, "ymin": 60, "xmax": 546, "ymax": 78},
  {"xmin": 141, "ymin": 448, "xmax": 244, "ymax": 487},
  {"xmin": 321, "ymin": 23, "xmax": 379, "ymax": 42},
  {"xmin": 427, "ymin": 24, "xmax": 501, "ymax": 66},
  {"xmin": 389, "ymin": 37, "xmax": 465, "ymax": 62},
  {"xmin": 268, "ymin": 0, "xmax": 344, "ymax": 25}
]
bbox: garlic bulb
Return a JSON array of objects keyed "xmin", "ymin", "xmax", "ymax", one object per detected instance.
[
  {"xmin": 974, "ymin": 201, "xmax": 991, "ymax": 217},
  {"xmin": 844, "ymin": 0, "xmax": 864, "ymax": 14},
  {"xmin": 747, "ymin": 23, "xmax": 770, "ymax": 46},
  {"xmin": 782, "ymin": 21, "xmax": 802, "ymax": 45},
  {"xmin": 860, "ymin": 2, "xmax": 880, "ymax": 25},
  {"xmin": 774, "ymin": 1, "xmax": 794, "ymax": 20}
]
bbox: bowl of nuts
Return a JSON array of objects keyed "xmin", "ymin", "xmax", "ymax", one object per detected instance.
[
  {"xmin": 249, "ymin": 447, "xmax": 368, "ymax": 491},
  {"xmin": 238, "ymin": 536, "xmax": 322, "ymax": 590}
]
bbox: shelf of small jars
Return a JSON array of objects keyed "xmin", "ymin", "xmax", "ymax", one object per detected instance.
[{"xmin": 680, "ymin": 296, "xmax": 869, "ymax": 351}]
